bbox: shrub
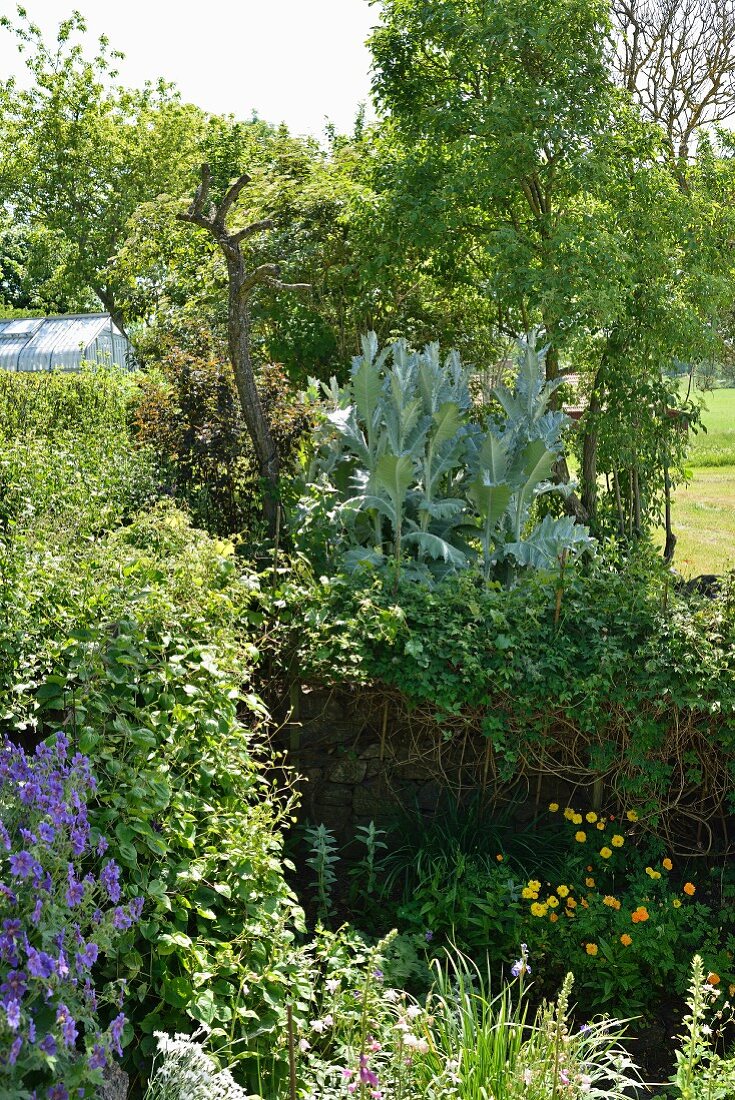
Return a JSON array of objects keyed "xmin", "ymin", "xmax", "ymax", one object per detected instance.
[
  {"xmin": 295, "ymin": 330, "xmax": 593, "ymax": 582},
  {"xmin": 0, "ymin": 732, "xmax": 141, "ymax": 1099}
]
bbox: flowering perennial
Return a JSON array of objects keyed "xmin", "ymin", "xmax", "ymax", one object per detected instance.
[{"xmin": 0, "ymin": 733, "xmax": 142, "ymax": 1097}]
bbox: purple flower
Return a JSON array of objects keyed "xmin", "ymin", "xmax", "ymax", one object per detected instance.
[
  {"xmin": 88, "ymin": 1043, "xmax": 107, "ymax": 1071},
  {"xmin": 4, "ymin": 998, "xmax": 20, "ymax": 1030},
  {"xmin": 8, "ymin": 1035, "xmax": 22, "ymax": 1064},
  {"xmin": 1, "ymin": 969, "xmax": 27, "ymax": 1000},
  {"xmin": 424, "ymin": 930, "xmax": 433, "ymax": 942},
  {"xmin": 38, "ymin": 821, "xmax": 56, "ymax": 845},
  {"xmin": 75, "ymin": 942, "xmax": 99, "ymax": 971},
  {"xmin": 39, "ymin": 1033, "xmax": 57, "ymax": 1056},
  {"xmin": 100, "ymin": 861, "xmax": 121, "ymax": 904},
  {"xmin": 27, "ymin": 948, "xmax": 55, "ymax": 980},
  {"xmin": 359, "ymin": 1054, "xmax": 380, "ymax": 1089},
  {"xmin": 96, "ymin": 837, "xmax": 108, "ymax": 856},
  {"xmin": 0, "ymin": 822, "xmax": 11, "ymax": 850},
  {"xmin": 56, "ymin": 1003, "xmax": 78, "ymax": 1047},
  {"xmin": 109, "ymin": 1012, "xmax": 126, "ymax": 1056},
  {"xmin": 31, "ymin": 898, "xmax": 43, "ymax": 925},
  {"xmin": 65, "ymin": 880, "xmax": 85, "ymax": 908},
  {"xmin": 47, "ymin": 1086, "xmax": 69, "ymax": 1100},
  {"xmin": 9, "ymin": 850, "xmax": 38, "ymax": 879},
  {"xmin": 129, "ymin": 896, "xmax": 144, "ymax": 920},
  {"xmin": 2, "ymin": 919, "xmax": 22, "ymax": 940},
  {"xmin": 111, "ymin": 907, "xmax": 132, "ymax": 931}
]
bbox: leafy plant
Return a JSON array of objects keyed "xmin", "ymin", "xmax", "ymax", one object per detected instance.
[
  {"xmin": 305, "ymin": 824, "xmax": 340, "ymax": 921},
  {"xmin": 0, "ymin": 733, "xmax": 142, "ymax": 1099},
  {"xmin": 297, "ymin": 331, "xmax": 593, "ymax": 583},
  {"xmin": 348, "ymin": 821, "xmax": 388, "ymax": 901},
  {"xmin": 670, "ymin": 956, "xmax": 735, "ymax": 1100}
]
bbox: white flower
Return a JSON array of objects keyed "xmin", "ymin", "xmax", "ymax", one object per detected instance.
[
  {"xmin": 406, "ymin": 1004, "xmax": 422, "ymax": 1019},
  {"xmin": 298, "ymin": 1038, "xmax": 311, "ymax": 1052},
  {"xmin": 325, "ymin": 978, "xmax": 339, "ymax": 993},
  {"xmin": 403, "ymin": 1033, "xmax": 429, "ymax": 1053}
]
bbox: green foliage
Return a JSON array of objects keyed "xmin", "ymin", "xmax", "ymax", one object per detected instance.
[
  {"xmin": 669, "ymin": 956, "xmax": 735, "ymax": 1100},
  {"xmin": 305, "ymin": 824, "xmax": 340, "ymax": 921},
  {"xmin": 348, "ymin": 821, "xmax": 388, "ymax": 901},
  {"xmin": 297, "ymin": 331, "xmax": 593, "ymax": 581},
  {"xmin": 130, "ymin": 333, "xmax": 311, "ymax": 536}
]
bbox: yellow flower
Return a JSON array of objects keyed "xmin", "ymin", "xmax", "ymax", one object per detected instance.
[
  {"xmin": 683, "ymin": 882, "xmax": 696, "ymax": 896},
  {"xmin": 663, "ymin": 858, "xmax": 673, "ymax": 871},
  {"xmin": 620, "ymin": 933, "xmax": 632, "ymax": 947},
  {"xmin": 575, "ymin": 831, "xmax": 587, "ymax": 843},
  {"xmin": 644, "ymin": 866, "xmax": 660, "ymax": 879},
  {"xmin": 672, "ymin": 898, "xmax": 682, "ymax": 909},
  {"xmin": 521, "ymin": 887, "xmax": 538, "ymax": 900},
  {"xmin": 549, "ymin": 802, "xmax": 559, "ymax": 812},
  {"xmin": 530, "ymin": 902, "xmax": 548, "ymax": 917},
  {"xmin": 556, "ymin": 885, "xmax": 570, "ymax": 898},
  {"xmin": 563, "ymin": 807, "xmax": 576, "ymax": 821},
  {"xmin": 626, "ymin": 810, "xmax": 639, "ymax": 822},
  {"xmin": 585, "ymin": 877, "xmax": 595, "ymax": 888},
  {"xmin": 603, "ymin": 895, "xmax": 621, "ymax": 910},
  {"xmin": 572, "ymin": 813, "xmax": 583, "ymax": 825},
  {"xmin": 585, "ymin": 943, "xmax": 598, "ymax": 956},
  {"xmin": 585, "ymin": 812, "xmax": 598, "ymax": 823},
  {"xmin": 547, "ymin": 896, "xmax": 559, "ymax": 908},
  {"xmin": 496, "ymin": 854, "xmax": 503, "ymax": 862},
  {"xmin": 600, "ymin": 847, "xmax": 612, "ymax": 859},
  {"xmin": 596, "ymin": 821, "xmax": 605, "ymax": 830},
  {"xmin": 611, "ymin": 834, "xmax": 624, "ymax": 847},
  {"xmin": 528, "ymin": 880, "xmax": 541, "ymax": 892},
  {"xmin": 567, "ymin": 897, "xmax": 577, "ymax": 909},
  {"xmin": 549, "ymin": 912, "xmax": 558, "ymax": 922}
]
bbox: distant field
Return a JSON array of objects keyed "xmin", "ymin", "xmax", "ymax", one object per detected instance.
[
  {"xmin": 662, "ymin": 386, "xmax": 735, "ymax": 576},
  {"xmin": 683, "ymin": 384, "xmax": 735, "ymax": 467}
]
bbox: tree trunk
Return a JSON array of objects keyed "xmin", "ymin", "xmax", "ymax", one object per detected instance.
[
  {"xmin": 227, "ymin": 267, "xmax": 280, "ymax": 537},
  {"xmin": 663, "ymin": 460, "xmax": 676, "ymax": 562},
  {"xmin": 93, "ymin": 285, "xmax": 129, "ymax": 342},
  {"xmin": 581, "ymin": 389, "xmax": 601, "ymax": 531}
]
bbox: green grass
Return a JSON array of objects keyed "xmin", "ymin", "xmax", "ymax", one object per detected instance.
[
  {"xmin": 662, "ymin": 466, "xmax": 735, "ymax": 577},
  {"xmin": 682, "ymin": 384, "xmax": 735, "ymax": 467}
]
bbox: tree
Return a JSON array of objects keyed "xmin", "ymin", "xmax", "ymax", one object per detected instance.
[
  {"xmin": 610, "ymin": 0, "xmax": 735, "ymax": 167},
  {"xmin": 178, "ymin": 164, "xmax": 309, "ymax": 537},
  {"xmin": 0, "ymin": 8, "xmax": 205, "ymax": 333}
]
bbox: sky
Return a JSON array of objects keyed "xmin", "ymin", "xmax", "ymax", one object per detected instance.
[{"xmin": 0, "ymin": 0, "xmax": 380, "ymax": 138}]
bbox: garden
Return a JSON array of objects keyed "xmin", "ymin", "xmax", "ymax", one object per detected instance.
[{"xmin": 2, "ymin": 2, "xmax": 735, "ymax": 1099}]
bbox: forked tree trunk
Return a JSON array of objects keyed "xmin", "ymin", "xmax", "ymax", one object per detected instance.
[{"xmin": 178, "ymin": 164, "xmax": 309, "ymax": 538}]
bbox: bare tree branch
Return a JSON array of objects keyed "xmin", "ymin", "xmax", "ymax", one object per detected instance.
[{"xmin": 610, "ymin": 0, "xmax": 735, "ymax": 162}]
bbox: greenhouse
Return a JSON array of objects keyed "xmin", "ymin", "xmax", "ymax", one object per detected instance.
[{"xmin": 0, "ymin": 313, "xmax": 131, "ymax": 372}]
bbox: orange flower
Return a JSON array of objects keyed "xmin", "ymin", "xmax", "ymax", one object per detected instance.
[
  {"xmin": 620, "ymin": 933, "xmax": 632, "ymax": 947},
  {"xmin": 549, "ymin": 912, "xmax": 559, "ymax": 923},
  {"xmin": 631, "ymin": 906, "xmax": 649, "ymax": 923},
  {"xmin": 707, "ymin": 972, "xmax": 721, "ymax": 986},
  {"xmin": 496, "ymin": 854, "xmax": 503, "ymax": 862},
  {"xmin": 662, "ymin": 858, "xmax": 673, "ymax": 871},
  {"xmin": 683, "ymin": 883, "xmax": 696, "ymax": 896},
  {"xmin": 585, "ymin": 877, "xmax": 595, "ymax": 888},
  {"xmin": 585, "ymin": 943, "xmax": 598, "ymax": 956},
  {"xmin": 581, "ymin": 898, "xmax": 589, "ymax": 908}
]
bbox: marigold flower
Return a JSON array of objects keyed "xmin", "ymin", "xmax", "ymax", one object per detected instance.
[
  {"xmin": 611, "ymin": 834, "xmax": 624, "ymax": 847},
  {"xmin": 631, "ymin": 907, "xmax": 649, "ymax": 923},
  {"xmin": 603, "ymin": 895, "xmax": 620, "ymax": 909},
  {"xmin": 556, "ymin": 885, "xmax": 570, "ymax": 898},
  {"xmin": 707, "ymin": 973, "xmax": 721, "ymax": 986},
  {"xmin": 626, "ymin": 810, "xmax": 639, "ymax": 822},
  {"xmin": 521, "ymin": 887, "xmax": 538, "ymax": 900},
  {"xmin": 575, "ymin": 831, "xmax": 586, "ymax": 843},
  {"xmin": 496, "ymin": 854, "xmax": 503, "ymax": 862},
  {"xmin": 549, "ymin": 912, "xmax": 558, "ymax": 922},
  {"xmin": 683, "ymin": 882, "xmax": 696, "ymax": 896},
  {"xmin": 620, "ymin": 933, "xmax": 632, "ymax": 946},
  {"xmin": 547, "ymin": 896, "xmax": 559, "ymax": 908},
  {"xmin": 596, "ymin": 821, "xmax": 605, "ymax": 830},
  {"xmin": 645, "ymin": 867, "xmax": 661, "ymax": 879},
  {"xmin": 585, "ymin": 812, "xmax": 597, "ymax": 823},
  {"xmin": 672, "ymin": 898, "xmax": 682, "ymax": 909},
  {"xmin": 585, "ymin": 877, "xmax": 595, "ymax": 888},
  {"xmin": 530, "ymin": 902, "xmax": 548, "ymax": 917},
  {"xmin": 600, "ymin": 847, "xmax": 612, "ymax": 859},
  {"xmin": 572, "ymin": 813, "xmax": 583, "ymax": 825},
  {"xmin": 563, "ymin": 808, "xmax": 576, "ymax": 821},
  {"xmin": 581, "ymin": 898, "xmax": 589, "ymax": 908},
  {"xmin": 585, "ymin": 943, "xmax": 598, "ymax": 956},
  {"xmin": 549, "ymin": 802, "xmax": 559, "ymax": 812},
  {"xmin": 528, "ymin": 880, "xmax": 541, "ymax": 891},
  {"xmin": 662, "ymin": 858, "xmax": 673, "ymax": 871}
]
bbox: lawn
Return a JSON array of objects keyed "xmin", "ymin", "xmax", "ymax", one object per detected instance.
[{"xmin": 661, "ymin": 386, "xmax": 735, "ymax": 575}]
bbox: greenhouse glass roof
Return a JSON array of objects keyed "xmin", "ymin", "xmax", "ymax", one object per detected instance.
[{"xmin": 0, "ymin": 313, "xmax": 131, "ymax": 372}]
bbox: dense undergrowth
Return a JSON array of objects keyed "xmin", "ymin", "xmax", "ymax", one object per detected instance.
[{"xmin": 2, "ymin": 368, "xmax": 735, "ymax": 1098}]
